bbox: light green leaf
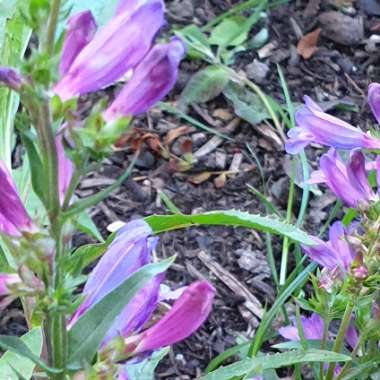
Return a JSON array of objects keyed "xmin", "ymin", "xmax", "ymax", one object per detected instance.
[
  {"xmin": 201, "ymin": 349, "xmax": 351, "ymax": 379},
  {"xmin": 0, "ymin": 1, "xmax": 31, "ymax": 168},
  {"xmin": 0, "ymin": 333, "xmax": 60, "ymax": 375},
  {"xmin": 74, "ymin": 211, "xmax": 104, "ymax": 242},
  {"xmin": 126, "ymin": 347, "xmax": 169, "ymax": 379},
  {"xmin": 180, "ymin": 65, "xmax": 229, "ymax": 107},
  {"xmin": 209, "ymin": 16, "xmax": 248, "ymax": 47},
  {"xmin": 145, "ymin": 210, "xmax": 314, "ymax": 246},
  {"xmin": 67, "ymin": 257, "xmax": 175, "ymax": 366},
  {"xmin": 176, "ymin": 25, "xmax": 215, "ymax": 61},
  {"xmin": 0, "ymin": 328, "xmax": 43, "ymax": 380}
]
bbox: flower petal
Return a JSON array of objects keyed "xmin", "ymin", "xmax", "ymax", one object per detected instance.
[
  {"xmin": 59, "ymin": 10, "xmax": 97, "ymax": 76},
  {"xmin": 103, "ymin": 38, "xmax": 185, "ymax": 121},
  {"xmin": 368, "ymin": 83, "xmax": 380, "ymax": 125},
  {"xmin": 55, "ymin": 0, "xmax": 164, "ymax": 100}
]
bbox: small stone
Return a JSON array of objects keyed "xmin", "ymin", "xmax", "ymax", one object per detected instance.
[
  {"xmin": 318, "ymin": 11, "xmax": 364, "ymax": 45},
  {"xmin": 135, "ymin": 151, "xmax": 155, "ymax": 169},
  {"xmin": 215, "ymin": 151, "xmax": 227, "ymax": 169},
  {"xmin": 245, "ymin": 59, "xmax": 270, "ymax": 84},
  {"xmin": 361, "ymin": 0, "xmax": 380, "ymax": 16},
  {"xmin": 169, "ymin": 0, "xmax": 194, "ymax": 19},
  {"xmin": 192, "ymin": 132, "xmax": 207, "ymax": 147}
]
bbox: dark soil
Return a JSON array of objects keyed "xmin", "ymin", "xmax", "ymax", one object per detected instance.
[{"xmin": 3, "ymin": 0, "xmax": 380, "ymax": 378}]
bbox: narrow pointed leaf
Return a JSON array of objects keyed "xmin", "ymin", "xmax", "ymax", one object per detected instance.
[
  {"xmin": 201, "ymin": 349, "xmax": 351, "ymax": 379},
  {"xmin": 145, "ymin": 210, "xmax": 314, "ymax": 245}
]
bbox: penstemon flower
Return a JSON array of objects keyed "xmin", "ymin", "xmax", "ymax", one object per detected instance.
[
  {"xmin": 54, "ymin": 0, "xmax": 165, "ymax": 100},
  {"xmin": 103, "ymin": 38, "xmax": 186, "ymax": 121},
  {"xmin": 279, "ymin": 312, "xmax": 324, "ymax": 341},
  {"xmin": 302, "ymin": 221, "xmax": 356, "ymax": 273},
  {"xmin": 285, "ymin": 94, "xmax": 380, "ymax": 154},
  {"xmin": 0, "ymin": 161, "xmax": 35, "ymax": 236},
  {"xmin": 309, "ymin": 149, "xmax": 378, "ymax": 208}
]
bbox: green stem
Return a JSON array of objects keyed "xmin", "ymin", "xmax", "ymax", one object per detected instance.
[
  {"xmin": 44, "ymin": 0, "xmax": 61, "ymax": 55},
  {"xmin": 320, "ymin": 317, "xmax": 331, "ymax": 379},
  {"xmin": 325, "ymin": 302, "xmax": 354, "ymax": 380}
]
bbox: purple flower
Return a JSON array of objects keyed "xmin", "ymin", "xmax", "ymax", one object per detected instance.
[
  {"xmin": 102, "ymin": 274, "xmax": 163, "ymax": 346},
  {"xmin": 103, "ymin": 38, "xmax": 185, "ymax": 122},
  {"xmin": 55, "ymin": 133, "xmax": 74, "ymax": 204},
  {"xmin": 0, "ymin": 67, "xmax": 23, "ymax": 90},
  {"xmin": 59, "ymin": 11, "xmax": 97, "ymax": 77},
  {"xmin": 346, "ymin": 323, "xmax": 359, "ymax": 349},
  {"xmin": 285, "ymin": 96, "xmax": 380, "ymax": 154},
  {"xmin": 69, "ymin": 219, "xmax": 158, "ymax": 327},
  {"xmin": 279, "ymin": 313, "xmax": 324, "ymax": 341},
  {"xmin": 0, "ymin": 273, "xmax": 20, "ymax": 295},
  {"xmin": 54, "ymin": 0, "xmax": 164, "ymax": 100},
  {"xmin": 125, "ymin": 281, "xmax": 215, "ymax": 354},
  {"xmin": 368, "ymin": 83, "xmax": 380, "ymax": 124},
  {"xmin": 310, "ymin": 149, "xmax": 377, "ymax": 208},
  {"xmin": 302, "ymin": 221, "xmax": 356, "ymax": 272},
  {"xmin": 0, "ymin": 162, "xmax": 34, "ymax": 236}
]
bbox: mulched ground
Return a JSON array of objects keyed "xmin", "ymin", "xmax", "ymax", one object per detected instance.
[{"xmin": 3, "ymin": 0, "xmax": 380, "ymax": 378}]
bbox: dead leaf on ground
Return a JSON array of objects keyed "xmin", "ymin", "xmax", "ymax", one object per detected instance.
[
  {"xmin": 297, "ymin": 28, "xmax": 321, "ymax": 59},
  {"xmin": 164, "ymin": 126, "xmax": 195, "ymax": 147}
]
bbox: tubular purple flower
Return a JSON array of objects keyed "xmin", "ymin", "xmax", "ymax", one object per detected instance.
[
  {"xmin": 69, "ymin": 219, "xmax": 157, "ymax": 327},
  {"xmin": 0, "ymin": 67, "xmax": 23, "ymax": 90},
  {"xmin": 127, "ymin": 281, "xmax": 215, "ymax": 354},
  {"xmin": 0, "ymin": 162, "xmax": 34, "ymax": 236},
  {"xmin": 279, "ymin": 313, "xmax": 324, "ymax": 341},
  {"xmin": 54, "ymin": 0, "xmax": 165, "ymax": 100},
  {"xmin": 0, "ymin": 273, "xmax": 20, "ymax": 295},
  {"xmin": 368, "ymin": 83, "xmax": 380, "ymax": 124},
  {"xmin": 312, "ymin": 149, "xmax": 376, "ymax": 208},
  {"xmin": 103, "ymin": 38, "xmax": 185, "ymax": 122},
  {"xmin": 115, "ymin": 0, "xmax": 147, "ymax": 16},
  {"xmin": 55, "ymin": 134, "xmax": 74, "ymax": 204},
  {"xmin": 59, "ymin": 10, "xmax": 97, "ymax": 77},
  {"xmin": 102, "ymin": 274, "xmax": 163, "ymax": 345},
  {"xmin": 302, "ymin": 221, "xmax": 356, "ymax": 272},
  {"xmin": 346, "ymin": 324, "xmax": 359, "ymax": 349},
  {"xmin": 285, "ymin": 96, "xmax": 380, "ymax": 154}
]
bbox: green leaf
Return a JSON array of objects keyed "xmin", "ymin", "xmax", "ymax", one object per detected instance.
[
  {"xmin": 209, "ymin": 16, "xmax": 248, "ymax": 47},
  {"xmin": 223, "ymin": 82, "xmax": 270, "ymax": 125},
  {"xmin": 67, "ymin": 257, "xmax": 175, "ymax": 366},
  {"xmin": 126, "ymin": 347, "xmax": 169, "ymax": 379},
  {"xmin": 0, "ymin": 333, "xmax": 60, "ymax": 375},
  {"xmin": 180, "ymin": 65, "xmax": 230, "ymax": 107},
  {"xmin": 201, "ymin": 349, "xmax": 351, "ymax": 379},
  {"xmin": 73, "ymin": 211, "xmax": 104, "ymax": 242},
  {"xmin": 0, "ymin": 328, "xmax": 43, "ymax": 380},
  {"xmin": 145, "ymin": 210, "xmax": 314, "ymax": 246},
  {"xmin": 208, "ymin": 3, "xmax": 266, "ymax": 48},
  {"xmin": 0, "ymin": 1, "xmax": 31, "ymax": 168},
  {"xmin": 176, "ymin": 25, "xmax": 214, "ymax": 61}
]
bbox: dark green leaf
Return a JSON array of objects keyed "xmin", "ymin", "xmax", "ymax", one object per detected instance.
[
  {"xmin": 180, "ymin": 65, "xmax": 229, "ymax": 107},
  {"xmin": 223, "ymin": 82, "xmax": 270, "ymax": 125},
  {"xmin": 67, "ymin": 257, "xmax": 175, "ymax": 366},
  {"xmin": 145, "ymin": 210, "xmax": 314, "ymax": 245},
  {"xmin": 74, "ymin": 211, "xmax": 104, "ymax": 242}
]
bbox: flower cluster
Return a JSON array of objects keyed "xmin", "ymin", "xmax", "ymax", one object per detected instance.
[{"xmin": 278, "ymin": 84, "xmax": 380, "ymax": 377}]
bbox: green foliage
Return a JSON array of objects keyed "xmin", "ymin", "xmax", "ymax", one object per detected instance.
[
  {"xmin": 0, "ymin": 328, "xmax": 43, "ymax": 380},
  {"xmin": 0, "ymin": 332, "xmax": 60, "ymax": 375},
  {"xmin": 126, "ymin": 348, "xmax": 169, "ymax": 379},
  {"xmin": 202, "ymin": 349, "xmax": 351, "ymax": 379},
  {"xmin": 179, "ymin": 65, "xmax": 230, "ymax": 108},
  {"xmin": 145, "ymin": 210, "xmax": 314, "ymax": 245}
]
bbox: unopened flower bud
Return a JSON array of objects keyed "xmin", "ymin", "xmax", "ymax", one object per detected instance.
[
  {"xmin": 0, "ymin": 67, "xmax": 23, "ymax": 90},
  {"xmin": 352, "ymin": 265, "xmax": 369, "ymax": 279}
]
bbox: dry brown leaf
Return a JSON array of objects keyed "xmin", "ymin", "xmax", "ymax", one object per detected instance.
[
  {"xmin": 188, "ymin": 172, "xmax": 212, "ymax": 184},
  {"xmin": 297, "ymin": 28, "xmax": 321, "ymax": 59},
  {"xmin": 164, "ymin": 126, "xmax": 194, "ymax": 147},
  {"xmin": 214, "ymin": 173, "xmax": 227, "ymax": 188}
]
